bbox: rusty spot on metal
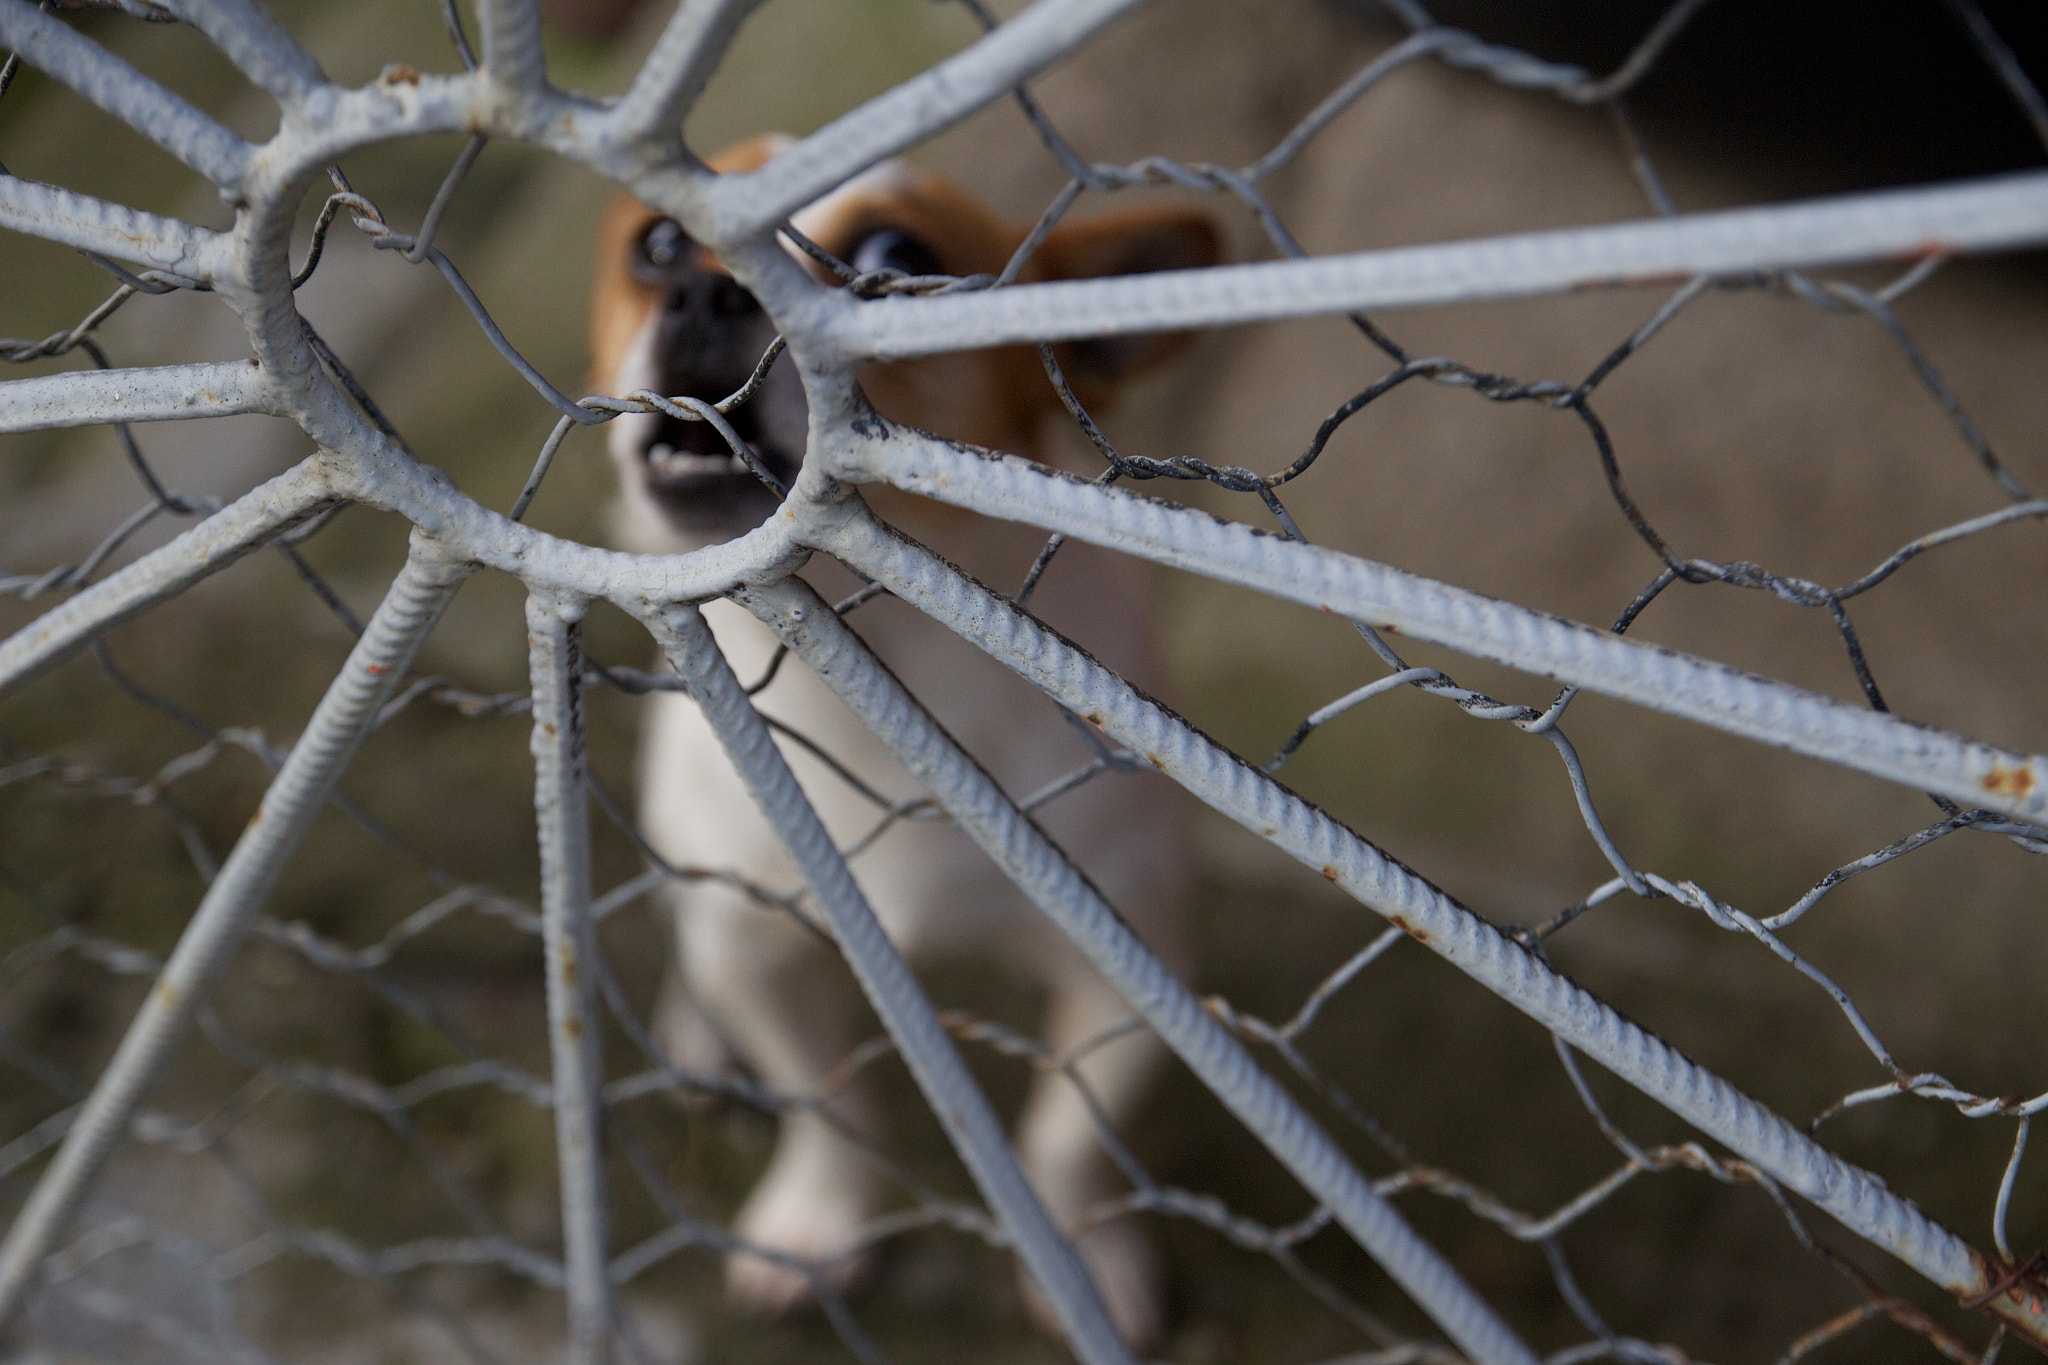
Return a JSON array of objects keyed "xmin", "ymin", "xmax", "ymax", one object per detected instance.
[
  {"xmin": 1320, "ymin": 865, "xmax": 1338, "ymax": 881},
  {"xmin": 1600, "ymin": 269, "xmax": 1690, "ymax": 292},
  {"xmin": 365, "ymin": 662, "xmax": 387, "ymax": 675},
  {"xmin": 152, "ymin": 978, "xmax": 180, "ymax": 1008},
  {"xmin": 1388, "ymin": 913, "xmax": 1430, "ymax": 945},
  {"xmin": 562, "ymin": 1016, "xmax": 582, "ymax": 1039},
  {"xmin": 1959, "ymin": 1249, "xmax": 2048, "ymax": 1312},
  {"xmin": 1981, "ymin": 764, "xmax": 2036, "ymax": 800},
  {"xmin": 379, "ymin": 63, "xmax": 420, "ymax": 86}
]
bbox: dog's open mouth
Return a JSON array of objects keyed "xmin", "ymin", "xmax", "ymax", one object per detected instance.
[
  {"xmin": 630, "ymin": 384, "xmax": 806, "ymax": 540},
  {"xmin": 610, "ymin": 242, "xmax": 808, "ymax": 536},
  {"xmin": 642, "ymin": 399, "xmax": 768, "ymax": 489}
]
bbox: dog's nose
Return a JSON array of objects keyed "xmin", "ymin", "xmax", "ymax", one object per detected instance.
[{"xmin": 666, "ymin": 270, "xmax": 760, "ymax": 324}]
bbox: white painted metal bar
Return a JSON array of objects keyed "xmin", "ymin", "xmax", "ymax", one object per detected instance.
[
  {"xmin": 162, "ymin": 0, "xmax": 329, "ymax": 106},
  {"xmin": 823, "ymin": 431, "xmax": 2048, "ymax": 824},
  {"xmin": 526, "ymin": 593, "xmax": 613, "ymax": 1365},
  {"xmin": 606, "ymin": 0, "xmax": 769, "ymax": 146},
  {"xmin": 816, "ymin": 506, "xmax": 2048, "ymax": 1349},
  {"xmin": 0, "ymin": 0, "xmax": 252, "ymax": 189},
  {"xmin": 478, "ymin": 0, "xmax": 548, "ymax": 92},
  {"xmin": 821, "ymin": 170, "xmax": 2048, "ymax": 360},
  {"xmin": 736, "ymin": 574, "xmax": 1542, "ymax": 1365},
  {"xmin": 0, "ymin": 543, "xmax": 472, "ymax": 1330},
  {"xmin": 327, "ymin": 445, "xmax": 810, "ymax": 608},
  {"xmin": 0, "ymin": 361, "xmax": 279, "ymax": 433},
  {"xmin": 701, "ymin": 0, "xmax": 1154, "ymax": 243},
  {"xmin": 646, "ymin": 601, "xmax": 1141, "ymax": 1365},
  {"xmin": 0, "ymin": 175, "xmax": 222, "ymax": 282},
  {"xmin": 0, "ymin": 459, "xmax": 336, "ymax": 698}
]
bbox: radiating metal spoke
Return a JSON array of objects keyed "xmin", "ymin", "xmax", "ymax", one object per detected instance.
[
  {"xmin": 817, "ymin": 505, "xmax": 2048, "ymax": 1347},
  {"xmin": 736, "ymin": 574, "xmax": 1541, "ymax": 1365},
  {"xmin": 647, "ymin": 602, "xmax": 1140, "ymax": 1365},
  {"xmin": 526, "ymin": 594, "xmax": 612, "ymax": 1365},
  {"xmin": 0, "ymin": 361, "xmax": 279, "ymax": 433},
  {"xmin": 822, "ymin": 428, "xmax": 2048, "ymax": 825},
  {"xmin": 0, "ymin": 544, "xmax": 471, "ymax": 1329}
]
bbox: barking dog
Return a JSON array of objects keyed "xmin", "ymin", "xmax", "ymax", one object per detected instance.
[{"xmin": 588, "ymin": 137, "xmax": 1218, "ymax": 1349}]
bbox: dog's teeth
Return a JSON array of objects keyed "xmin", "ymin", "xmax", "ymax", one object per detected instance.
[{"xmin": 647, "ymin": 442, "xmax": 746, "ymax": 478}]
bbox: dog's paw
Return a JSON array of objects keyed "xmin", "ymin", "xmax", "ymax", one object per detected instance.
[
  {"xmin": 1023, "ymin": 1217, "xmax": 1163, "ymax": 1356},
  {"xmin": 726, "ymin": 1169, "xmax": 875, "ymax": 1315}
]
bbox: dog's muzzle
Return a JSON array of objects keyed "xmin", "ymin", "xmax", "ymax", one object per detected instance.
[{"xmin": 628, "ymin": 236, "xmax": 807, "ymax": 533}]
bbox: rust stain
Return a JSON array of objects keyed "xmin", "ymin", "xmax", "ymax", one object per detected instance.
[
  {"xmin": 379, "ymin": 63, "xmax": 420, "ymax": 86},
  {"xmin": 1981, "ymin": 763, "xmax": 2037, "ymax": 800},
  {"xmin": 152, "ymin": 978, "xmax": 180, "ymax": 1008},
  {"xmin": 562, "ymin": 1016, "xmax": 582, "ymax": 1039},
  {"xmin": 1601, "ymin": 268, "xmax": 1690, "ymax": 292},
  {"xmin": 365, "ymin": 662, "xmax": 388, "ymax": 675},
  {"xmin": 1320, "ymin": 865, "xmax": 1338, "ymax": 882},
  {"xmin": 1388, "ymin": 913, "xmax": 1430, "ymax": 945}
]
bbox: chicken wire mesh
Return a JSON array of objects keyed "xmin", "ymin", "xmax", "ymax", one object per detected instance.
[{"xmin": 2, "ymin": 0, "xmax": 2047, "ymax": 1362}]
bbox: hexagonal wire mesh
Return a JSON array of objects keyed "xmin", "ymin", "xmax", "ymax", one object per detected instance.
[{"xmin": 2, "ymin": 0, "xmax": 2048, "ymax": 1361}]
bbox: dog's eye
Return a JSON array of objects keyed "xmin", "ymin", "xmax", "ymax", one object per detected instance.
[
  {"xmin": 632, "ymin": 216, "xmax": 692, "ymax": 281},
  {"xmin": 848, "ymin": 228, "xmax": 942, "ymax": 280}
]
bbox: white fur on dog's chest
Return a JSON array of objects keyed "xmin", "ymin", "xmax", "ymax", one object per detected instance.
[{"xmin": 638, "ymin": 594, "xmax": 1147, "ymax": 961}]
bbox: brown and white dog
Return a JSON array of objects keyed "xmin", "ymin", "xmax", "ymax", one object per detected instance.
[{"xmin": 588, "ymin": 138, "xmax": 1218, "ymax": 1348}]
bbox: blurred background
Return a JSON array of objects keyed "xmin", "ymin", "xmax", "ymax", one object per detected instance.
[{"xmin": 2, "ymin": 1, "xmax": 2046, "ymax": 1360}]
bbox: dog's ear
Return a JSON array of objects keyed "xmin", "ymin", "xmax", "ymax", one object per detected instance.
[{"xmin": 1034, "ymin": 208, "xmax": 1221, "ymax": 405}]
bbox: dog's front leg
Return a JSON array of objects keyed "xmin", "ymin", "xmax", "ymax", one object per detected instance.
[
  {"xmin": 679, "ymin": 883, "xmax": 887, "ymax": 1311},
  {"xmin": 640, "ymin": 668, "xmax": 889, "ymax": 1313},
  {"xmin": 1016, "ymin": 964, "xmax": 1170, "ymax": 1352}
]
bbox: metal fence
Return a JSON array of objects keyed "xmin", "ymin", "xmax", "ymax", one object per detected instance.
[{"xmin": 2, "ymin": 0, "xmax": 2047, "ymax": 1361}]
